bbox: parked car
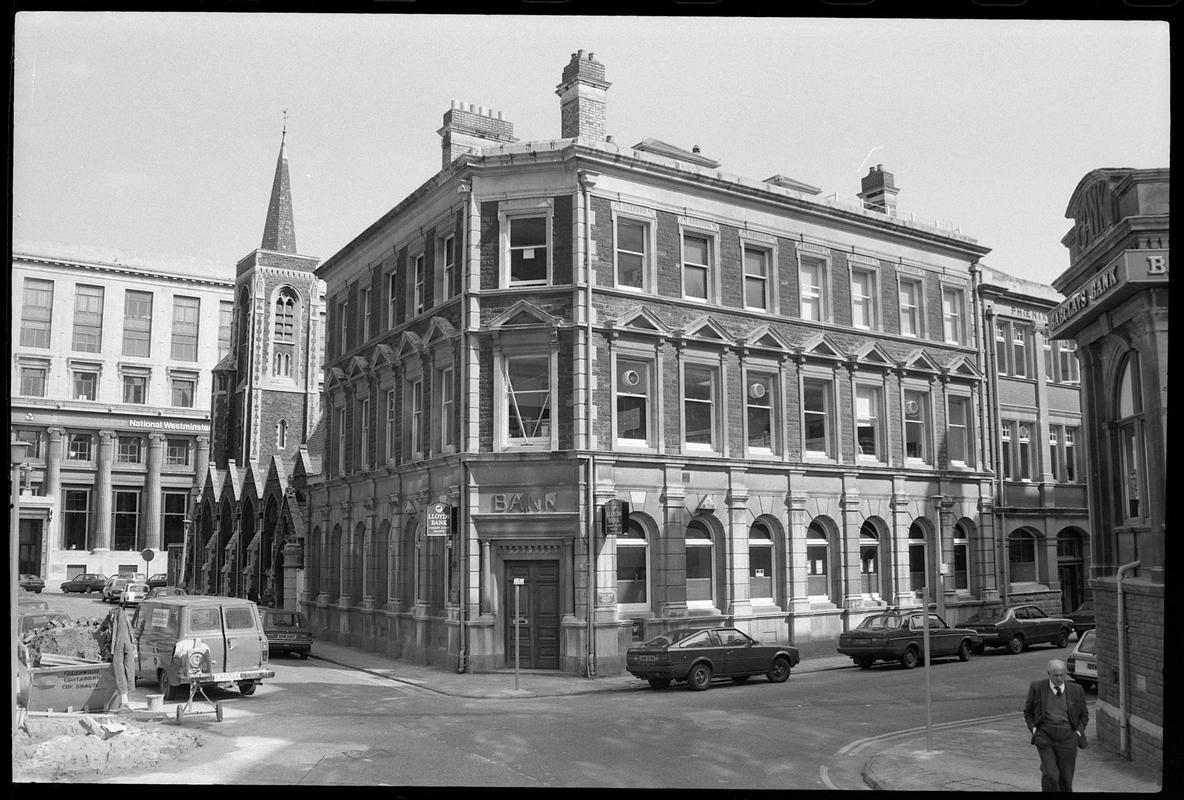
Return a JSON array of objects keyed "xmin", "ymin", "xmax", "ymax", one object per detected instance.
[
  {"xmin": 963, "ymin": 604, "xmax": 1074, "ymax": 654},
  {"xmin": 17, "ymin": 595, "xmax": 50, "ymax": 612},
  {"xmin": 625, "ymin": 626, "xmax": 799, "ymax": 691},
  {"xmin": 1066, "ymin": 599, "xmax": 1095, "ymax": 638},
  {"xmin": 145, "ymin": 586, "xmax": 187, "ymax": 600},
  {"xmin": 60, "ymin": 573, "xmax": 108, "ymax": 593},
  {"xmin": 102, "ymin": 577, "xmax": 132, "ymax": 603},
  {"xmin": 261, "ymin": 608, "xmax": 313, "ymax": 659},
  {"xmin": 116, "ymin": 572, "xmax": 147, "ymax": 582},
  {"xmin": 147, "ymin": 573, "xmax": 169, "ymax": 589},
  {"xmin": 19, "ymin": 574, "xmax": 45, "ymax": 593},
  {"xmin": 119, "ymin": 582, "xmax": 150, "ymax": 607},
  {"xmin": 129, "ymin": 596, "xmax": 274, "ymax": 701},
  {"xmin": 837, "ymin": 610, "xmax": 982, "ymax": 669},
  {"xmin": 18, "ymin": 611, "xmax": 70, "ymax": 636},
  {"xmin": 1066, "ymin": 629, "xmax": 1098, "ymax": 691}
]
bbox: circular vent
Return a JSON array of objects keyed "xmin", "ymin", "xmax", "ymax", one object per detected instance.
[
  {"xmin": 749, "ymin": 382, "xmax": 767, "ymax": 399},
  {"xmin": 623, "ymin": 369, "xmax": 641, "ymax": 387},
  {"xmin": 905, "ymin": 399, "xmax": 921, "ymax": 417}
]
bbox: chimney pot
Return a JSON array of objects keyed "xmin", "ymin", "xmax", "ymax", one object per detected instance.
[{"xmin": 692, "ymin": 145, "xmax": 701, "ymax": 154}]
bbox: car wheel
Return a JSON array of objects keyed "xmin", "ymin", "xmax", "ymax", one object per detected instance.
[
  {"xmin": 687, "ymin": 663, "xmax": 713, "ymax": 691},
  {"xmin": 901, "ymin": 647, "xmax": 920, "ymax": 669},
  {"xmin": 1007, "ymin": 634, "xmax": 1025, "ymax": 655},
  {"xmin": 1053, "ymin": 629, "xmax": 1070, "ymax": 648},
  {"xmin": 731, "ymin": 675, "xmax": 751, "ymax": 684},
  {"xmin": 238, "ymin": 680, "xmax": 257, "ymax": 696},
  {"xmin": 647, "ymin": 678, "xmax": 671, "ymax": 690},
  {"xmin": 957, "ymin": 641, "xmax": 972, "ymax": 662},
  {"xmin": 857, "ymin": 658, "xmax": 874, "ymax": 670},
  {"xmin": 158, "ymin": 669, "xmax": 179, "ymax": 702},
  {"xmin": 766, "ymin": 656, "xmax": 792, "ymax": 683}
]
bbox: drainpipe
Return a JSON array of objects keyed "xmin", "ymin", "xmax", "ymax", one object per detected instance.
[
  {"xmin": 579, "ymin": 167, "xmax": 598, "ymax": 678},
  {"xmin": 983, "ymin": 303, "xmax": 1009, "ymax": 600},
  {"xmin": 456, "ymin": 177, "xmax": 474, "ymax": 674},
  {"xmin": 1116, "ymin": 559, "xmax": 1140, "ymax": 758}
]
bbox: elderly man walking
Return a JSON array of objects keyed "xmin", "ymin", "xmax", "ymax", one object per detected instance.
[{"xmin": 1024, "ymin": 658, "xmax": 1089, "ymax": 791}]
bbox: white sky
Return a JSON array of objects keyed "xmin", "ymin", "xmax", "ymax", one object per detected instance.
[{"xmin": 11, "ymin": 13, "xmax": 1171, "ymax": 287}]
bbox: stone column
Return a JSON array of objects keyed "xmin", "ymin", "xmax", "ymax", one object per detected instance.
[
  {"xmin": 143, "ymin": 433, "xmax": 165, "ymax": 550},
  {"xmin": 44, "ymin": 427, "xmax": 65, "ymax": 502},
  {"xmin": 480, "ymin": 538, "xmax": 493, "ymax": 617},
  {"xmin": 193, "ymin": 435, "xmax": 210, "ymax": 487},
  {"xmin": 725, "ymin": 481, "xmax": 753, "ymax": 618},
  {"xmin": 92, "ymin": 430, "xmax": 116, "ymax": 550},
  {"xmin": 339, "ymin": 501, "xmax": 354, "ymax": 606},
  {"xmin": 890, "ymin": 488, "xmax": 916, "ymax": 607},
  {"xmin": 361, "ymin": 498, "xmax": 377, "ymax": 607},
  {"xmin": 976, "ymin": 494, "xmax": 1001, "ymax": 603},
  {"xmin": 315, "ymin": 507, "xmax": 332, "ymax": 606},
  {"xmin": 841, "ymin": 475, "xmax": 865, "ymax": 609},
  {"xmin": 784, "ymin": 473, "xmax": 811, "ymax": 615},
  {"xmin": 658, "ymin": 472, "xmax": 688, "ymax": 619}
]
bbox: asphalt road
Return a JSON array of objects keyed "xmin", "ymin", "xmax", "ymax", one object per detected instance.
[{"xmin": 34, "ymin": 590, "xmax": 1057, "ymax": 788}]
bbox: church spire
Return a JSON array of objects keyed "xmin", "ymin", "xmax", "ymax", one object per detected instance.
[{"xmin": 261, "ymin": 110, "xmax": 297, "ymax": 254}]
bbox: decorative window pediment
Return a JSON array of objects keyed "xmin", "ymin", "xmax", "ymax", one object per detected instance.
[
  {"xmin": 738, "ymin": 324, "xmax": 791, "ymax": 356},
  {"xmin": 944, "ymin": 355, "xmax": 982, "ymax": 379},
  {"xmin": 900, "ymin": 348, "xmax": 942, "ymax": 373},
  {"xmin": 851, "ymin": 341, "xmax": 894, "ymax": 367},
  {"xmin": 325, "ymin": 366, "xmax": 348, "ymax": 390},
  {"xmin": 797, "ymin": 332, "xmax": 844, "ymax": 360},
  {"xmin": 607, "ymin": 306, "xmax": 671, "ymax": 337},
  {"xmin": 488, "ymin": 299, "xmax": 562, "ymax": 331},
  {"xmin": 423, "ymin": 316, "xmax": 459, "ymax": 347},
  {"xmin": 370, "ymin": 344, "xmax": 396, "ymax": 371},
  {"xmin": 395, "ymin": 330, "xmax": 424, "ymax": 359},
  {"xmin": 681, "ymin": 315, "xmax": 733, "ymax": 343},
  {"xmin": 345, "ymin": 355, "xmax": 371, "ymax": 381}
]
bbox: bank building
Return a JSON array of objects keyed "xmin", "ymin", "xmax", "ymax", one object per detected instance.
[{"xmin": 305, "ymin": 50, "xmax": 1008, "ymax": 676}]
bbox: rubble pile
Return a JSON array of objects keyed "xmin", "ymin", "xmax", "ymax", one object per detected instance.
[
  {"xmin": 13, "ymin": 716, "xmax": 207, "ymax": 781},
  {"xmin": 20, "ymin": 618, "xmax": 108, "ymax": 665}
]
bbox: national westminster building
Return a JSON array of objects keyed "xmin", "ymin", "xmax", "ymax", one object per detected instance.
[
  {"xmin": 303, "ymin": 49, "xmax": 1021, "ymax": 677},
  {"xmin": 12, "ymin": 49, "xmax": 1095, "ymax": 679}
]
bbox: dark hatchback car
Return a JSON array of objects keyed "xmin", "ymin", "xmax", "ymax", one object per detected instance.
[
  {"xmin": 1066, "ymin": 599, "xmax": 1095, "ymax": 638},
  {"xmin": 147, "ymin": 573, "xmax": 169, "ymax": 589},
  {"xmin": 60, "ymin": 573, "xmax": 109, "ymax": 593},
  {"xmin": 963, "ymin": 604, "xmax": 1074, "ymax": 654},
  {"xmin": 838, "ymin": 611, "xmax": 982, "ymax": 669},
  {"xmin": 625, "ymin": 627, "xmax": 799, "ymax": 691},
  {"xmin": 261, "ymin": 608, "xmax": 314, "ymax": 658},
  {"xmin": 19, "ymin": 574, "xmax": 45, "ymax": 593}
]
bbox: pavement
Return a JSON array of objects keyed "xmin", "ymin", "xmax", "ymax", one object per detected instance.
[{"xmin": 304, "ymin": 636, "xmax": 1163, "ymax": 792}]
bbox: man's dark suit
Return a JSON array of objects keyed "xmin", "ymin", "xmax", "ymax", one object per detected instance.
[{"xmin": 1023, "ymin": 679, "xmax": 1089, "ymax": 792}]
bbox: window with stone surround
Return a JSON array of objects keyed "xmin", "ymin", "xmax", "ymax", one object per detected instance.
[{"xmin": 21, "ymin": 278, "xmax": 54, "ymax": 348}]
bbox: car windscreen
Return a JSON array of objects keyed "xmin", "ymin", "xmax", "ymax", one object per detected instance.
[
  {"xmin": 857, "ymin": 614, "xmax": 904, "ymax": 631},
  {"xmin": 643, "ymin": 629, "xmax": 698, "ymax": 647},
  {"xmin": 266, "ymin": 612, "xmax": 302, "ymax": 628},
  {"xmin": 1078, "ymin": 629, "xmax": 1096, "ymax": 654},
  {"xmin": 965, "ymin": 607, "xmax": 1005, "ymax": 623}
]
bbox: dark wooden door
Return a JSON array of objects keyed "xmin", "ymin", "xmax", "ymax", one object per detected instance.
[{"xmin": 504, "ymin": 560, "xmax": 560, "ymax": 669}]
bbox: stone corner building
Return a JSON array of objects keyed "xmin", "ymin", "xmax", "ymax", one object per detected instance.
[
  {"xmin": 1050, "ymin": 167, "xmax": 1167, "ymax": 772},
  {"xmin": 187, "ymin": 130, "xmax": 327, "ymax": 610},
  {"xmin": 307, "ymin": 50, "xmax": 1007, "ymax": 677}
]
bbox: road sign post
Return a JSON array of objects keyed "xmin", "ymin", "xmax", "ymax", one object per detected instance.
[{"xmin": 141, "ymin": 547, "xmax": 155, "ymax": 579}]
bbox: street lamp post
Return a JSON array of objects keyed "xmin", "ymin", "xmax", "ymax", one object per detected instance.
[{"xmin": 11, "ymin": 438, "xmax": 31, "ymax": 733}]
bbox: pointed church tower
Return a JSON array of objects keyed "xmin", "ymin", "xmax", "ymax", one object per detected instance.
[{"xmin": 211, "ymin": 119, "xmax": 325, "ymax": 471}]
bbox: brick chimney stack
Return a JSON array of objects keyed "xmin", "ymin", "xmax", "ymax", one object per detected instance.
[
  {"xmin": 857, "ymin": 164, "xmax": 899, "ymax": 215},
  {"xmin": 556, "ymin": 50, "xmax": 611, "ymax": 141},
  {"xmin": 438, "ymin": 100, "xmax": 518, "ymax": 168}
]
